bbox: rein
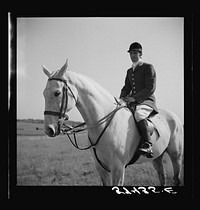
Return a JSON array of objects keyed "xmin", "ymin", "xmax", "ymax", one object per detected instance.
[
  {"xmin": 61, "ymin": 105, "xmax": 125, "ymax": 147},
  {"xmin": 61, "ymin": 103, "xmax": 124, "ymax": 135}
]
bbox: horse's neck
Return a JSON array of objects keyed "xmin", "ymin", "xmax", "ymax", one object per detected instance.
[{"xmin": 68, "ymin": 72, "xmax": 116, "ymax": 125}]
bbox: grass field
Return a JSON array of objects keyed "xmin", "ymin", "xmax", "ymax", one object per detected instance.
[{"xmin": 17, "ymin": 121, "xmax": 184, "ymax": 186}]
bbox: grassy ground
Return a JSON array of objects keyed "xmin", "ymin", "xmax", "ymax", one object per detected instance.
[
  {"xmin": 17, "ymin": 121, "xmax": 45, "ymax": 136},
  {"xmin": 17, "ymin": 122, "xmax": 184, "ymax": 186}
]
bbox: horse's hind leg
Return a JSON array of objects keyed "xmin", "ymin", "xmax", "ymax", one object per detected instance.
[
  {"xmin": 166, "ymin": 124, "xmax": 183, "ymax": 186},
  {"xmin": 166, "ymin": 149, "xmax": 183, "ymax": 186},
  {"xmin": 152, "ymin": 152, "xmax": 166, "ymax": 186}
]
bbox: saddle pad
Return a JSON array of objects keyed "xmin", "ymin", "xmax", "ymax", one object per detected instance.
[{"xmin": 147, "ymin": 114, "xmax": 165, "ymax": 137}]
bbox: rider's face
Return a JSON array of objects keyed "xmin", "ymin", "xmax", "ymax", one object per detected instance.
[{"xmin": 129, "ymin": 50, "xmax": 141, "ymax": 63}]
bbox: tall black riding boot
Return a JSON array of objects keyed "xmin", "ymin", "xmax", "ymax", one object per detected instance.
[{"xmin": 137, "ymin": 119, "xmax": 153, "ymax": 158}]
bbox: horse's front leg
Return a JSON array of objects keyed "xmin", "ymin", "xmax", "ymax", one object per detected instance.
[
  {"xmin": 95, "ymin": 161, "xmax": 112, "ymax": 186},
  {"xmin": 111, "ymin": 161, "xmax": 125, "ymax": 186}
]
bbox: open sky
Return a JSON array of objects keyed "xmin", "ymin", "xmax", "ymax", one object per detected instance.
[{"xmin": 17, "ymin": 17, "xmax": 184, "ymax": 123}]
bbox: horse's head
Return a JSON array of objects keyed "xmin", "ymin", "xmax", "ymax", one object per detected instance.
[{"xmin": 42, "ymin": 60, "xmax": 77, "ymax": 137}]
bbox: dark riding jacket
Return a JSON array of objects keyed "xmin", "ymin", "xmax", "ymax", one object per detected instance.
[{"xmin": 120, "ymin": 62, "xmax": 158, "ymax": 114}]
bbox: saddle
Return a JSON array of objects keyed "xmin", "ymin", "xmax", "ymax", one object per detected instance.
[{"xmin": 125, "ymin": 105, "xmax": 160, "ymax": 167}]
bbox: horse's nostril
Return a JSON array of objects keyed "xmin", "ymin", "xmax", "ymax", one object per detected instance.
[
  {"xmin": 64, "ymin": 114, "xmax": 69, "ymax": 121},
  {"xmin": 47, "ymin": 125, "xmax": 55, "ymax": 137},
  {"xmin": 49, "ymin": 128, "xmax": 54, "ymax": 136}
]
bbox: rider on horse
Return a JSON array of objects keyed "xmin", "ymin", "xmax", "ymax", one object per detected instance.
[{"xmin": 120, "ymin": 42, "xmax": 158, "ymax": 158}]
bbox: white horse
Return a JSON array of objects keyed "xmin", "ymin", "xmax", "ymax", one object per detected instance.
[{"xmin": 42, "ymin": 60, "xmax": 184, "ymax": 186}]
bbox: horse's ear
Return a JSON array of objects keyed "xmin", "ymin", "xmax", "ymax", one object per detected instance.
[
  {"xmin": 59, "ymin": 59, "xmax": 69, "ymax": 75},
  {"xmin": 42, "ymin": 65, "xmax": 51, "ymax": 77}
]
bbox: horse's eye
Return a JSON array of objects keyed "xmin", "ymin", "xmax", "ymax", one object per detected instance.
[{"xmin": 54, "ymin": 91, "xmax": 61, "ymax": 97}]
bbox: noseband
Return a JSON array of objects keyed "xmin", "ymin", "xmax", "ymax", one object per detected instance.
[{"xmin": 44, "ymin": 77, "xmax": 76, "ymax": 121}]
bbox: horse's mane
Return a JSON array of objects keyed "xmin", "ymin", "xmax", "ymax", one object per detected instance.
[{"xmin": 64, "ymin": 71, "xmax": 114, "ymax": 99}]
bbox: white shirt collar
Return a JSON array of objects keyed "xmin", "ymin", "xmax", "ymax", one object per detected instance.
[{"xmin": 132, "ymin": 59, "xmax": 143, "ymax": 69}]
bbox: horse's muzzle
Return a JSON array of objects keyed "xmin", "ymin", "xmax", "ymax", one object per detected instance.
[
  {"xmin": 45, "ymin": 124, "xmax": 60, "ymax": 137},
  {"xmin": 44, "ymin": 115, "xmax": 69, "ymax": 137}
]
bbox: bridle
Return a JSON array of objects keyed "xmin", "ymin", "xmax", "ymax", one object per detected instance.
[{"xmin": 44, "ymin": 77, "xmax": 76, "ymax": 125}]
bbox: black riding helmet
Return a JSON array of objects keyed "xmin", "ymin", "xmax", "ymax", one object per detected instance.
[{"xmin": 127, "ymin": 42, "xmax": 142, "ymax": 55}]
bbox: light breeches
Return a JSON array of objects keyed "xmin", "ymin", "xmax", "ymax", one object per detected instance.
[{"xmin": 134, "ymin": 105, "xmax": 153, "ymax": 122}]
